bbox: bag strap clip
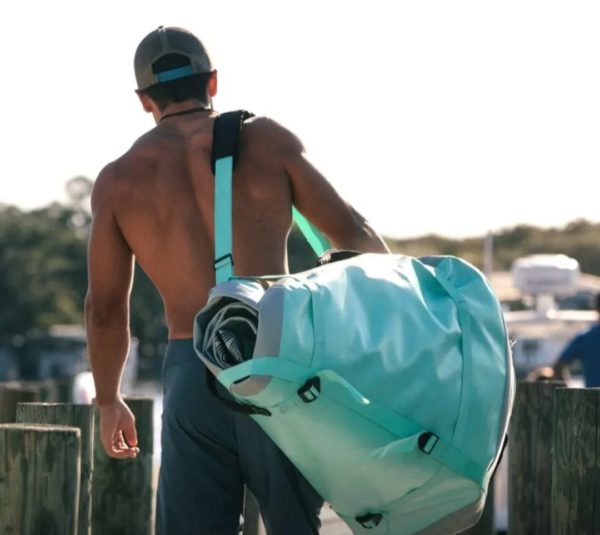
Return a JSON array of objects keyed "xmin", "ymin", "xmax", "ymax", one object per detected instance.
[{"xmin": 297, "ymin": 376, "xmax": 321, "ymax": 403}]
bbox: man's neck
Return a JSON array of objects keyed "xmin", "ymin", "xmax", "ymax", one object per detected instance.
[{"xmin": 155, "ymin": 101, "xmax": 212, "ymax": 124}]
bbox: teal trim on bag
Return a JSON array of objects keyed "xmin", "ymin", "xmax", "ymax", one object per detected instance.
[
  {"xmin": 218, "ymin": 356, "xmax": 310, "ymax": 389},
  {"xmin": 292, "ymin": 207, "xmax": 330, "ymax": 257},
  {"xmin": 218, "ymin": 356, "xmax": 487, "ymax": 485},
  {"xmin": 367, "ymin": 433, "xmax": 422, "ymax": 457},
  {"xmin": 214, "ymin": 156, "xmax": 234, "ymax": 283},
  {"xmin": 317, "ymin": 369, "xmax": 370, "ymax": 406},
  {"xmin": 218, "ymin": 358, "xmax": 420, "ymax": 435}
]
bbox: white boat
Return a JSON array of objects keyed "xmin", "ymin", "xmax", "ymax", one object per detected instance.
[{"xmin": 502, "ymin": 254, "xmax": 597, "ymax": 378}]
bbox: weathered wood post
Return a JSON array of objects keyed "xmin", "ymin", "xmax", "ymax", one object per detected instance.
[
  {"xmin": 16, "ymin": 403, "xmax": 94, "ymax": 535},
  {"xmin": 552, "ymin": 387, "xmax": 600, "ymax": 534},
  {"xmin": 508, "ymin": 380, "xmax": 565, "ymax": 534},
  {"xmin": 0, "ymin": 383, "xmax": 39, "ymax": 423},
  {"xmin": 92, "ymin": 397, "xmax": 154, "ymax": 535},
  {"xmin": 0, "ymin": 423, "xmax": 81, "ymax": 535}
]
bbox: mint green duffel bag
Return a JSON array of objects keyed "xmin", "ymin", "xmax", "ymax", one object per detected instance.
[{"xmin": 193, "ymin": 112, "xmax": 515, "ymax": 534}]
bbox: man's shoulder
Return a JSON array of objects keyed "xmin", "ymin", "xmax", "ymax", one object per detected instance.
[
  {"xmin": 240, "ymin": 114, "xmax": 303, "ymax": 153},
  {"xmin": 108, "ymin": 129, "xmax": 162, "ymax": 176},
  {"xmin": 92, "ymin": 135, "xmax": 158, "ymax": 210}
]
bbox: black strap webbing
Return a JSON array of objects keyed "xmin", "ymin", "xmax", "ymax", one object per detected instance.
[
  {"xmin": 205, "ymin": 368, "xmax": 271, "ymax": 416},
  {"xmin": 211, "ymin": 110, "xmax": 255, "ymax": 174}
]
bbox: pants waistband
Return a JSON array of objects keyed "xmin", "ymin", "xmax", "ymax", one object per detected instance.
[{"xmin": 164, "ymin": 338, "xmax": 197, "ymax": 370}]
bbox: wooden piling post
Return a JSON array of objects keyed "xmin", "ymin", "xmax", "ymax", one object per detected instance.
[
  {"xmin": 0, "ymin": 383, "xmax": 39, "ymax": 423},
  {"xmin": 92, "ymin": 397, "xmax": 154, "ymax": 535},
  {"xmin": 16, "ymin": 403, "xmax": 94, "ymax": 535},
  {"xmin": 0, "ymin": 423, "xmax": 81, "ymax": 535},
  {"xmin": 552, "ymin": 387, "xmax": 600, "ymax": 534},
  {"xmin": 508, "ymin": 380, "xmax": 565, "ymax": 535}
]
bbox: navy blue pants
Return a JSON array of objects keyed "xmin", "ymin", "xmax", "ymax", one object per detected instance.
[{"xmin": 156, "ymin": 339, "xmax": 323, "ymax": 535}]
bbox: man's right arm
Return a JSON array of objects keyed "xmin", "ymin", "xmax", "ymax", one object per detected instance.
[{"xmin": 275, "ymin": 121, "xmax": 390, "ymax": 254}]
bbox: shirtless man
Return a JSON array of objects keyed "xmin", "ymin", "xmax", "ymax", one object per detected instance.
[{"xmin": 85, "ymin": 26, "xmax": 389, "ymax": 535}]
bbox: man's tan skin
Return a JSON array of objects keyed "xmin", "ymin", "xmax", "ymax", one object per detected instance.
[{"xmin": 85, "ymin": 71, "xmax": 390, "ymax": 460}]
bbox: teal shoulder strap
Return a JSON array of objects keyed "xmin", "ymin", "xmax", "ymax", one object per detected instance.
[
  {"xmin": 214, "ymin": 155, "xmax": 235, "ymax": 283},
  {"xmin": 291, "ymin": 207, "xmax": 330, "ymax": 257},
  {"xmin": 212, "ymin": 111, "xmax": 330, "ymax": 283}
]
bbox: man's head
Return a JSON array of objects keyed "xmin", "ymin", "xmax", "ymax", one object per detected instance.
[{"xmin": 134, "ymin": 26, "xmax": 217, "ymax": 113}]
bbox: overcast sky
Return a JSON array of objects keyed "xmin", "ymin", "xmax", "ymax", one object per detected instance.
[{"xmin": 1, "ymin": 0, "xmax": 599, "ymax": 238}]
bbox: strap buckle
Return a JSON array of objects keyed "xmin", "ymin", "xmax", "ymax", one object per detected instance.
[
  {"xmin": 297, "ymin": 377, "xmax": 321, "ymax": 403},
  {"xmin": 418, "ymin": 431, "xmax": 440, "ymax": 454},
  {"xmin": 213, "ymin": 253, "xmax": 234, "ymax": 272}
]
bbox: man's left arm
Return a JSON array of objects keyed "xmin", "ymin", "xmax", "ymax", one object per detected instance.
[{"xmin": 85, "ymin": 167, "xmax": 139, "ymax": 459}]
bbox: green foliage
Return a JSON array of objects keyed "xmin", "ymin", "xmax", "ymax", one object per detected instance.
[
  {"xmin": 0, "ymin": 204, "xmax": 89, "ymax": 343},
  {"xmin": 387, "ymin": 233, "xmax": 485, "ymax": 269},
  {"xmin": 386, "ymin": 219, "xmax": 600, "ymax": 275}
]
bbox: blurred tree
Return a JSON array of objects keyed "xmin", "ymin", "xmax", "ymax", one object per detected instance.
[
  {"xmin": 65, "ymin": 176, "xmax": 93, "ymax": 208},
  {"xmin": 0, "ymin": 204, "xmax": 87, "ymax": 341}
]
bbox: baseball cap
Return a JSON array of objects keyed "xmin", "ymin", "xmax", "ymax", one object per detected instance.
[{"xmin": 134, "ymin": 26, "xmax": 213, "ymax": 91}]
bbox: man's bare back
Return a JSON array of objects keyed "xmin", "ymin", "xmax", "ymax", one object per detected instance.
[{"xmin": 88, "ymin": 111, "xmax": 388, "ymax": 340}]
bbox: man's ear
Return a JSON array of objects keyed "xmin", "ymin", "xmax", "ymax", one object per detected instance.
[
  {"xmin": 136, "ymin": 91, "xmax": 154, "ymax": 113},
  {"xmin": 208, "ymin": 70, "xmax": 218, "ymax": 97}
]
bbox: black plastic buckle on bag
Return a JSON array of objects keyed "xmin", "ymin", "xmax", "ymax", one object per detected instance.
[
  {"xmin": 297, "ymin": 376, "xmax": 321, "ymax": 403},
  {"xmin": 418, "ymin": 431, "xmax": 440, "ymax": 455},
  {"xmin": 356, "ymin": 513, "xmax": 383, "ymax": 529},
  {"xmin": 213, "ymin": 253, "xmax": 234, "ymax": 272}
]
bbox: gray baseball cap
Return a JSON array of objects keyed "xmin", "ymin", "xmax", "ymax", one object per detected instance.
[{"xmin": 134, "ymin": 26, "xmax": 213, "ymax": 91}]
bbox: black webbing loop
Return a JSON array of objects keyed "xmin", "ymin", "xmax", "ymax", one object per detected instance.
[
  {"xmin": 205, "ymin": 368, "xmax": 271, "ymax": 416},
  {"xmin": 297, "ymin": 376, "xmax": 321, "ymax": 403},
  {"xmin": 356, "ymin": 513, "xmax": 383, "ymax": 529},
  {"xmin": 418, "ymin": 431, "xmax": 440, "ymax": 455},
  {"xmin": 213, "ymin": 253, "xmax": 234, "ymax": 272},
  {"xmin": 211, "ymin": 110, "xmax": 255, "ymax": 174}
]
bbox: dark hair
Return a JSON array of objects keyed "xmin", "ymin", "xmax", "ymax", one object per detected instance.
[
  {"xmin": 139, "ymin": 54, "xmax": 211, "ymax": 111},
  {"xmin": 596, "ymin": 292, "xmax": 600, "ymax": 312}
]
